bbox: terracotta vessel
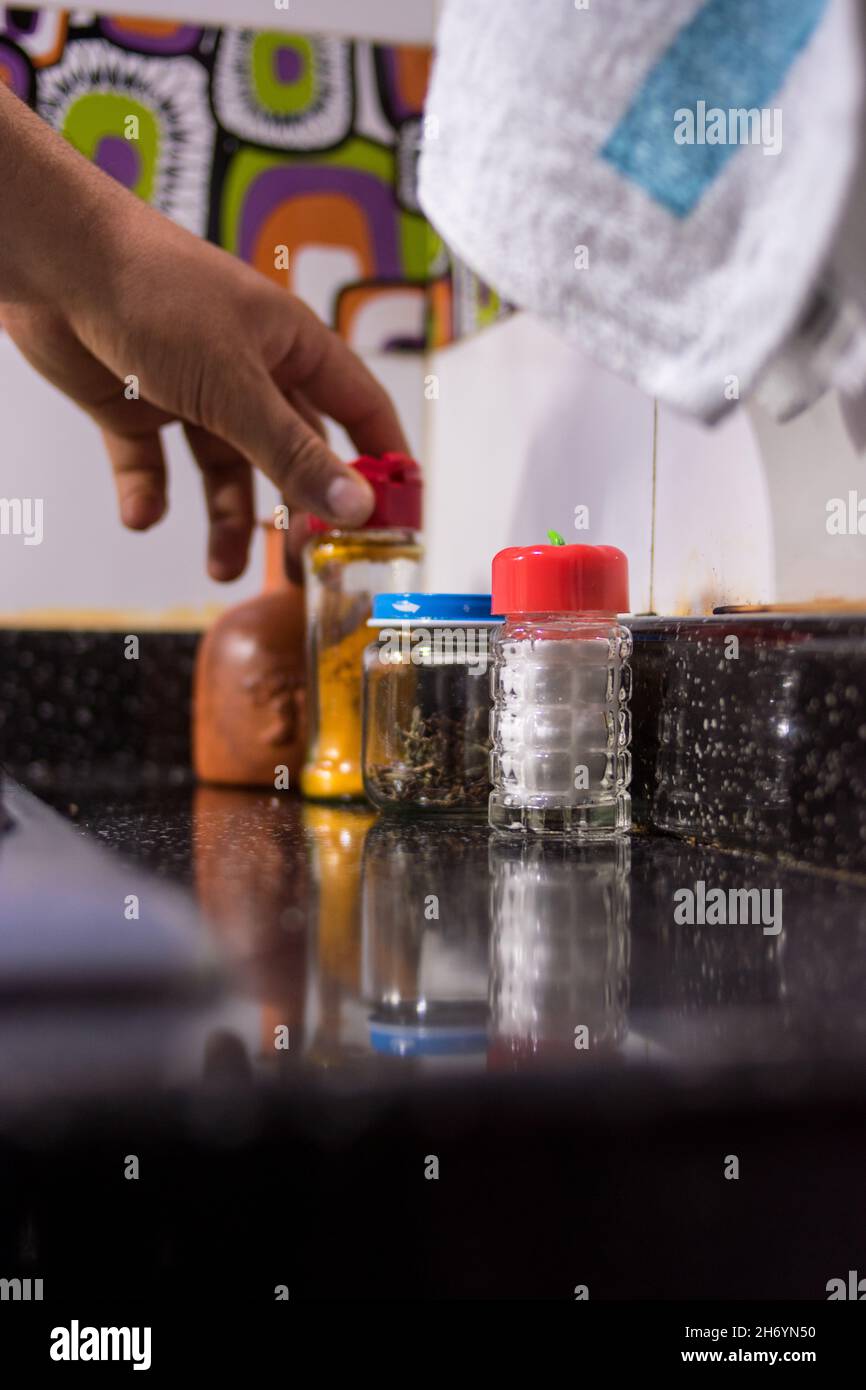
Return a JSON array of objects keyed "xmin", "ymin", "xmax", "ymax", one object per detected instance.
[{"xmin": 193, "ymin": 526, "xmax": 306, "ymax": 787}]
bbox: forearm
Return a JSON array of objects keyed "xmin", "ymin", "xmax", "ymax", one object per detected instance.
[{"xmin": 0, "ymin": 82, "xmax": 126, "ymax": 308}]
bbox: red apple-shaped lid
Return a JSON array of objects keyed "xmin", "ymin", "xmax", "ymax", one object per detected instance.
[
  {"xmin": 492, "ymin": 543, "xmax": 629, "ymax": 614},
  {"xmin": 307, "ymin": 452, "xmax": 422, "ymax": 533}
]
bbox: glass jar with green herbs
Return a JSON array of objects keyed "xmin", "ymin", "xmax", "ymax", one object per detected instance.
[{"xmin": 362, "ymin": 593, "xmax": 502, "ymax": 815}]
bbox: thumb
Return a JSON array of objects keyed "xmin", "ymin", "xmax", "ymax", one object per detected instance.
[{"xmin": 223, "ymin": 370, "xmax": 375, "ymax": 526}]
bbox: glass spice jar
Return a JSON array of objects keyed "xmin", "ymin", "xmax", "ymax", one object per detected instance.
[
  {"xmin": 361, "ymin": 819, "xmax": 490, "ymax": 1060},
  {"xmin": 300, "ymin": 455, "xmax": 423, "ymax": 802},
  {"xmin": 362, "ymin": 593, "xmax": 502, "ymax": 814},
  {"xmin": 489, "ymin": 542, "xmax": 632, "ymax": 837}
]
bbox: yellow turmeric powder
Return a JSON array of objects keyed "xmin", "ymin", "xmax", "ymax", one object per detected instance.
[
  {"xmin": 300, "ymin": 532, "xmax": 423, "ymax": 801},
  {"xmin": 301, "ymin": 617, "xmax": 372, "ymax": 799}
]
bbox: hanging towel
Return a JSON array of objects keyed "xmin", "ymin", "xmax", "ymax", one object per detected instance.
[{"xmin": 418, "ymin": 0, "xmax": 866, "ymax": 422}]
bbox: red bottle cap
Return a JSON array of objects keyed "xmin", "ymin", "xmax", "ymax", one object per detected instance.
[
  {"xmin": 492, "ymin": 544, "xmax": 629, "ymax": 615},
  {"xmin": 307, "ymin": 453, "xmax": 422, "ymax": 534}
]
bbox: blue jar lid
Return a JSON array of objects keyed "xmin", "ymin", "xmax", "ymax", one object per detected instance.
[
  {"xmin": 369, "ymin": 1022, "xmax": 488, "ymax": 1056},
  {"xmin": 369, "ymin": 592, "xmax": 502, "ymax": 625}
]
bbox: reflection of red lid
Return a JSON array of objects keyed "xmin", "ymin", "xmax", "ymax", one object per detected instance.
[
  {"xmin": 492, "ymin": 544, "xmax": 629, "ymax": 615},
  {"xmin": 487, "ymin": 1039, "xmax": 574, "ymax": 1072},
  {"xmin": 307, "ymin": 453, "xmax": 422, "ymax": 534}
]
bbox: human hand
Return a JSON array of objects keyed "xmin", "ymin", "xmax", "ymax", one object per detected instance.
[{"xmin": 0, "ymin": 84, "xmax": 408, "ymax": 581}]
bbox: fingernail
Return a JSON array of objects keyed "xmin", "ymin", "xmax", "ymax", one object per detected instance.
[{"xmin": 325, "ymin": 474, "xmax": 374, "ymax": 525}]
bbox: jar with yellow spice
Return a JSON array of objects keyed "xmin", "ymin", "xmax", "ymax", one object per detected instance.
[{"xmin": 301, "ymin": 454, "xmax": 423, "ymax": 801}]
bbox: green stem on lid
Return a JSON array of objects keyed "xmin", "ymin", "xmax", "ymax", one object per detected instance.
[{"xmin": 547, "ymin": 529, "xmax": 566, "ymax": 546}]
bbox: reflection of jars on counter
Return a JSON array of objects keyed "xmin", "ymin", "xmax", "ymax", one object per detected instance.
[
  {"xmin": 192, "ymin": 785, "xmax": 310, "ymax": 1079},
  {"xmin": 361, "ymin": 819, "xmax": 490, "ymax": 1060},
  {"xmin": 489, "ymin": 543, "xmax": 632, "ymax": 837},
  {"xmin": 362, "ymin": 593, "xmax": 501, "ymax": 815},
  {"xmin": 301, "ymin": 455, "xmax": 423, "ymax": 803},
  {"xmin": 302, "ymin": 803, "xmax": 377, "ymax": 1066},
  {"xmin": 489, "ymin": 837, "xmax": 631, "ymax": 1066}
]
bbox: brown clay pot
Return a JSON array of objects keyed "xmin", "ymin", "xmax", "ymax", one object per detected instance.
[{"xmin": 193, "ymin": 526, "xmax": 307, "ymax": 788}]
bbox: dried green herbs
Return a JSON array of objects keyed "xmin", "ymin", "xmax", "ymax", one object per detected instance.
[{"xmin": 366, "ymin": 702, "xmax": 490, "ymax": 809}]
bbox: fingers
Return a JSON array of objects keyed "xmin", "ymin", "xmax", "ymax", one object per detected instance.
[
  {"xmin": 2, "ymin": 303, "xmax": 171, "ymax": 435},
  {"xmin": 184, "ymin": 425, "xmax": 255, "ymax": 581},
  {"xmin": 272, "ymin": 300, "xmax": 410, "ymax": 458},
  {"xmin": 280, "ymin": 389, "xmax": 329, "ymax": 581},
  {"xmin": 104, "ymin": 414, "xmax": 254, "ymax": 582},
  {"xmin": 102, "ymin": 427, "xmax": 167, "ymax": 530},
  {"xmin": 5, "ymin": 304, "xmax": 174, "ymax": 535},
  {"xmin": 285, "ymin": 386, "xmax": 327, "ymax": 442},
  {"xmin": 223, "ymin": 371, "xmax": 375, "ymax": 528}
]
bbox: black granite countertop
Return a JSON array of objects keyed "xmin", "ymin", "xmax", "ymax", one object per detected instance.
[{"xmin": 29, "ymin": 784, "xmax": 866, "ymax": 1087}]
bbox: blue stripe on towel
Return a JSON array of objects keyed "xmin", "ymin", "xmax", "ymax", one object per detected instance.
[{"xmin": 600, "ymin": 0, "xmax": 829, "ymax": 217}]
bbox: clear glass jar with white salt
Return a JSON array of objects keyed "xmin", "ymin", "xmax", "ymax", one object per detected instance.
[{"xmin": 488, "ymin": 541, "xmax": 632, "ymax": 837}]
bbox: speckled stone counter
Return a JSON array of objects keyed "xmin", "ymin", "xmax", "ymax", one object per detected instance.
[
  {"xmin": 27, "ymin": 786, "xmax": 866, "ymax": 1078},
  {"xmin": 631, "ymin": 615, "xmax": 866, "ymax": 871},
  {"xmin": 4, "ymin": 616, "xmax": 865, "ymax": 869},
  {"xmin": 0, "ymin": 629, "xmax": 196, "ymax": 791}
]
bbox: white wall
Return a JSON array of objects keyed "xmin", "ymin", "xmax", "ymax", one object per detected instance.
[
  {"xmin": 424, "ymin": 312, "xmax": 654, "ymax": 606},
  {"xmin": 423, "ymin": 311, "xmax": 865, "ymax": 615},
  {"xmin": 652, "ymin": 398, "xmax": 774, "ymax": 615},
  {"xmin": 748, "ymin": 392, "xmax": 866, "ymax": 605}
]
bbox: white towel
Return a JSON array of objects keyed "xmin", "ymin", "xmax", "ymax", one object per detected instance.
[{"xmin": 419, "ymin": 0, "xmax": 866, "ymax": 422}]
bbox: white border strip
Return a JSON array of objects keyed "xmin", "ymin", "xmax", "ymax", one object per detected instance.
[{"xmin": 35, "ymin": 1, "xmax": 437, "ymax": 45}]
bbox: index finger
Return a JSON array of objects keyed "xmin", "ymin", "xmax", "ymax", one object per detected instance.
[{"xmin": 270, "ymin": 299, "xmax": 410, "ymax": 458}]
